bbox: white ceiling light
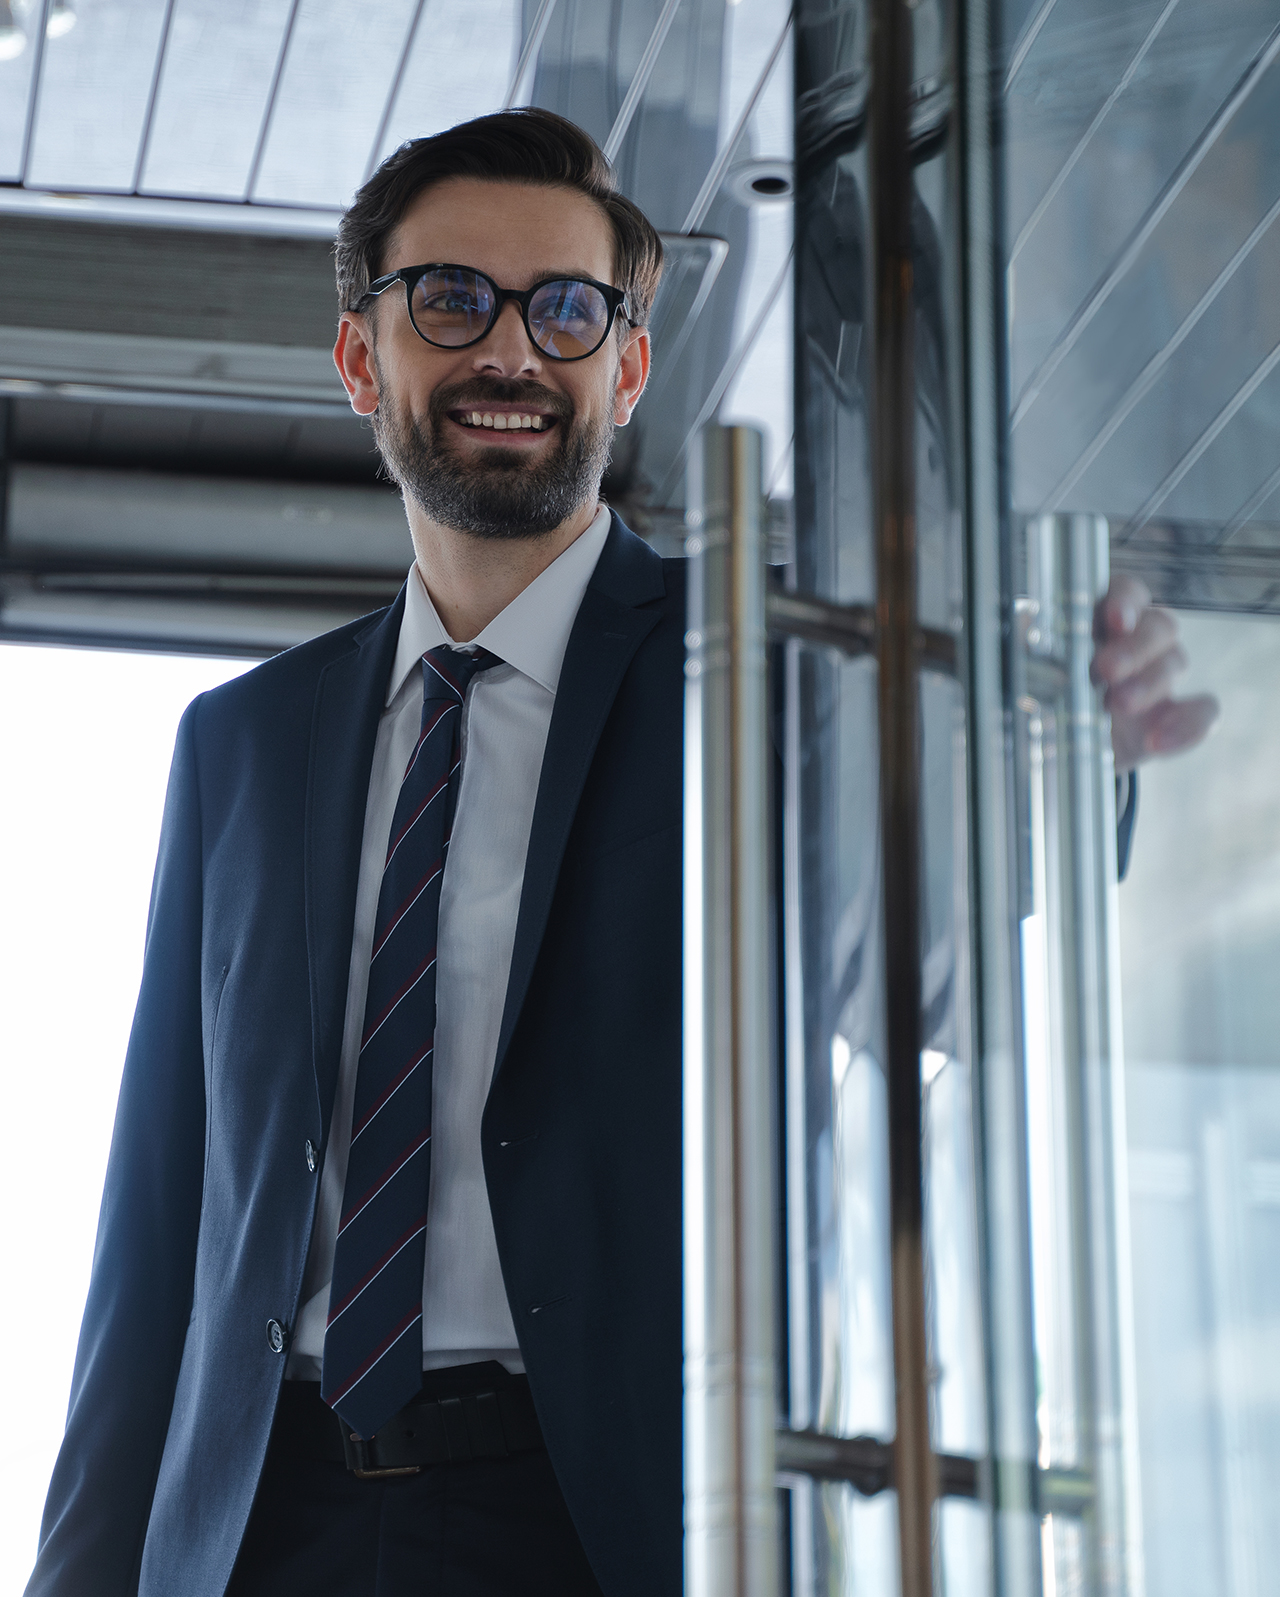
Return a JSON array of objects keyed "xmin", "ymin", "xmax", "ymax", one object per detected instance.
[
  {"xmin": 46, "ymin": 0, "xmax": 74, "ymax": 37},
  {"xmin": 0, "ymin": 0, "xmax": 26, "ymax": 61}
]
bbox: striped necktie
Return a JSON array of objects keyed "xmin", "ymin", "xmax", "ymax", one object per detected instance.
[{"xmin": 321, "ymin": 643, "xmax": 501, "ymax": 1440}]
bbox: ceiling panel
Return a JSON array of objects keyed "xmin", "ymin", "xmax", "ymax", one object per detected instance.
[
  {"xmin": 251, "ymin": 0, "xmax": 421, "ymax": 208},
  {"xmin": 371, "ymin": 0, "xmax": 519, "ymax": 169},
  {"xmin": 139, "ymin": 0, "xmax": 295, "ymax": 200},
  {"xmin": 24, "ymin": 0, "xmax": 170, "ymax": 191}
]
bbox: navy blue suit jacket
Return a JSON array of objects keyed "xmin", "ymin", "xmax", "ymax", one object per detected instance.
[{"xmin": 28, "ymin": 516, "xmax": 686, "ymax": 1597}]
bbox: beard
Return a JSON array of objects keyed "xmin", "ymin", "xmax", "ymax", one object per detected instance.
[{"xmin": 371, "ymin": 366, "xmax": 616, "ymax": 541}]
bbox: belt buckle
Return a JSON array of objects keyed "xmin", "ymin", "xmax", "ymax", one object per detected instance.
[{"xmin": 341, "ymin": 1426, "xmax": 421, "ymax": 1480}]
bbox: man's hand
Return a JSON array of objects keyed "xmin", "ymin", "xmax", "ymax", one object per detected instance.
[{"xmin": 1091, "ymin": 573, "xmax": 1220, "ymax": 772}]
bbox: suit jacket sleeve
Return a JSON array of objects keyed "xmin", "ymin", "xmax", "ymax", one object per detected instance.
[{"xmin": 28, "ymin": 697, "xmax": 210, "ymax": 1597}]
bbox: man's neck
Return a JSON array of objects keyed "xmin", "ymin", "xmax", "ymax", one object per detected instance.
[{"xmin": 407, "ymin": 498, "xmax": 601, "ymax": 642}]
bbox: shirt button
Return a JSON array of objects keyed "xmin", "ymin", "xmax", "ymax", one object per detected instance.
[
  {"xmin": 305, "ymin": 1139, "xmax": 317, "ymax": 1173},
  {"xmin": 266, "ymin": 1320, "xmax": 286, "ymax": 1354}
]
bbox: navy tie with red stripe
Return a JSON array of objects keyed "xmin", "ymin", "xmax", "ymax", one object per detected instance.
[{"xmin": 321, "ymin": 644, "xmax": 501, "ymax": 1440}]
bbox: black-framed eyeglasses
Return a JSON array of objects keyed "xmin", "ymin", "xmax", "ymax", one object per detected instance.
[{"xmin": 358, "ymin": 264, "xmax": 634, "ymax": 362}]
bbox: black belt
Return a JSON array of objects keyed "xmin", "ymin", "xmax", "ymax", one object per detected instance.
[{"xmin": 277, "ymin": 1363, "xmax": 543, "ymax": 1480}]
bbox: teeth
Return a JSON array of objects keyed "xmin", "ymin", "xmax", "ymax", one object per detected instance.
[{"xmin": 459, "ymin": 411, "xmax": 550, "ymax": 430}]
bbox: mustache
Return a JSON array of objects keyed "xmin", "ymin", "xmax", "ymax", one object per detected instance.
[{"xmin": 428, "ymin": 378, "xmax": 573, "ymax": 423}]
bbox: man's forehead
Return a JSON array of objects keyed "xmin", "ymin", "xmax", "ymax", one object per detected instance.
[{"xmin": 385, "ymin": 177, "xmax": 615, "ymax": 281}]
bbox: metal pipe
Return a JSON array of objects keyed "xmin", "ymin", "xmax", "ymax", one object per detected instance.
[
  {"xmin": 684, "ymin": 424, "xmax": 776, "ymax": 1597},
  {"xmin": 602, "ymin": 0, "xmax": 684, "ymax": 163},
  {"xmin": 867, "ymin": 0, "xmax": 935, "ymax": 1587},
  {"xmin": 1011, "ymin": 16, "xmax": 1280, "ymax": 429}
]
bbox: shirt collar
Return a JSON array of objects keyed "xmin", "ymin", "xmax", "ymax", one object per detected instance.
[{"xmin": 386, "ymin": 503, "xmax": 612, "ymax": 705}]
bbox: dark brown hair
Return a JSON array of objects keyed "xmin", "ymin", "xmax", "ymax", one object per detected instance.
[{"xmin": 334, "ymin": 108, "xmax": 664, "ymax": 328}]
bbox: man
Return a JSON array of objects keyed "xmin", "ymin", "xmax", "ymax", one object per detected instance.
[{"xmin": 26, "ymin": 108, "xmax": 1212, "ymax": 1597}]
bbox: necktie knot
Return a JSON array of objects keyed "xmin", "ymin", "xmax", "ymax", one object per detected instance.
[{"xmin": 421, "ymin": 645, "xmax": 502, "ymax": 706}]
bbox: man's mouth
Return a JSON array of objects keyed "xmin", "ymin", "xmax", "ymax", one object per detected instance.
[{"xmin": 448, "ymin": 408, "xmax": 558, "ymax": 434}]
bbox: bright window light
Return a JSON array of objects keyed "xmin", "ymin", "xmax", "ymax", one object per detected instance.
[{"xmin": 0, "ymin": 641, "xmax": 254, "ymax": 1592}]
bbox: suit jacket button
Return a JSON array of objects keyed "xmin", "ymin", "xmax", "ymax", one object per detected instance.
[
  {"xmin": 266, "ymin": 1320, "xmax": 286, "ymax": 1354},
  {"xmin": 305, "ymin": 1139, "xmax": 317, "ymax": 1173}
]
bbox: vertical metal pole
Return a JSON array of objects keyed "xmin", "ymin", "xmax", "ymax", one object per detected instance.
[
  {"xmin": 868, "ymin": 0, "xmax": 937, "ymax": 1593},
  {"xmin": 685, "ymin": 425, "xmax": 777, "ymax": 1597}
]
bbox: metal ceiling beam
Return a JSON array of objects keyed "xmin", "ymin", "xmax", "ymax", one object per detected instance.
[
  {"xmin": 245, "ymin": 0, "xmax": 304, "ymax": 202},
  {"xmin": 505, "ymin": 0, "xmax": 559, "ymax": 109},
  {"xmin": 602, "ymin": 0, "xmax": 684, "ymax": 163},
  {"xmin": 364, "ymin": 0, "xmax": 430, "ymax": 183},
  {"xmin": 1011, "ymin": 16, "xmax": 1280, "ymax": 430},
  {"xmin": 131, "ymin": 0, "xmax": 178, "ymax": 194},
  {"xmin": 17, "ymin": 0, "xmax": 53, "ymax": 185}
]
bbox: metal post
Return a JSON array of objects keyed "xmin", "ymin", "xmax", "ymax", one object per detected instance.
[
  {"xmin": 868, "ymin": 0, "xmax": 937, "ymax": 1590},
  {"xmin": 684, "ymin": 425, "xmax": 777, "ymax": 1597}
]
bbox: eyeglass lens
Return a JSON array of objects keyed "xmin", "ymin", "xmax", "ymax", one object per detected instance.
[{"xmin": 407, "ymin": 268, "xmax": 612, "ymax": 358}]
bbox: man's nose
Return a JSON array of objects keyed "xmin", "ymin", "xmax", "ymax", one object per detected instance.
[{"xmin": 470, "ymin": 299, "xmax": 542, "ymax": 378}]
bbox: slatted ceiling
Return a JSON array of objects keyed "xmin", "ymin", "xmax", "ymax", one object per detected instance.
[
  {"xmin": 22, "ymin": 0, "xmax": 170, "ymax": 191},
  {"xmin": 249, "ymin": 0, "xmax": 423, "ymax": 208}
]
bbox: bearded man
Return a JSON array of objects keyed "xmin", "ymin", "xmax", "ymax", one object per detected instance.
[{"xmin": 29, "ymin": 110, "xmax": 677, "ymax": 1597}]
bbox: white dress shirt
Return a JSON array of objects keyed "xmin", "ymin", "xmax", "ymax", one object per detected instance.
[{"xmin": 287, "ymin": 504, "xmax": 611, "ymax": 1380}]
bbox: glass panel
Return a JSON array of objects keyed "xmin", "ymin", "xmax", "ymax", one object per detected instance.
[
  {"xmin": 368, "ymin": 0, "xmax": 519, "ymax": 171},
  {"xmin": 249, "ymin": 0, "xmax": 422, "ymax": 207},
  {"xmin": 23, "ymin": 0, "xmax": 171, "ymax": 191},
  {"xmin": 139, "ymin": 0, "xmax": 298, "ymax": 200}
]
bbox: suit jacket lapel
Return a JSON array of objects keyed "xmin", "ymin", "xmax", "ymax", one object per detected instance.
[
  {"xmin": 493, "ymin": 516, "xmax": 669, "ymax": 1079},
  {"xmin": 304, "ymin": 591, "xmax": 405, "ymax": 1144}
]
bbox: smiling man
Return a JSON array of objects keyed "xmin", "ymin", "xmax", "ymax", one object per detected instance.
[{"xmin": 26, "ymin": 108, "xmax": 1214, "ymax": 1597}]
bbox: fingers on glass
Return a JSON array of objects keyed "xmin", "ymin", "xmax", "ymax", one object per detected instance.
[{"xmin": 405, "ymin": 268, "xmax": 613, "ymax": 359}]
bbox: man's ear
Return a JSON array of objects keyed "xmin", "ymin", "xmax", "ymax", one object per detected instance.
[
  {"xmin": 334, "ymin": 312, "xmax": 380, "ymax": 416},
  {"xmin": 613, "ymin": 326, "xmax": 651, "ymax": 426}
]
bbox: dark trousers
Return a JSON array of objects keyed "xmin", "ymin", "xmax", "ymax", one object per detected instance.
[{"xmin": 227, "ymin": 1378, "xmax": 606, "ymax": 1597}]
